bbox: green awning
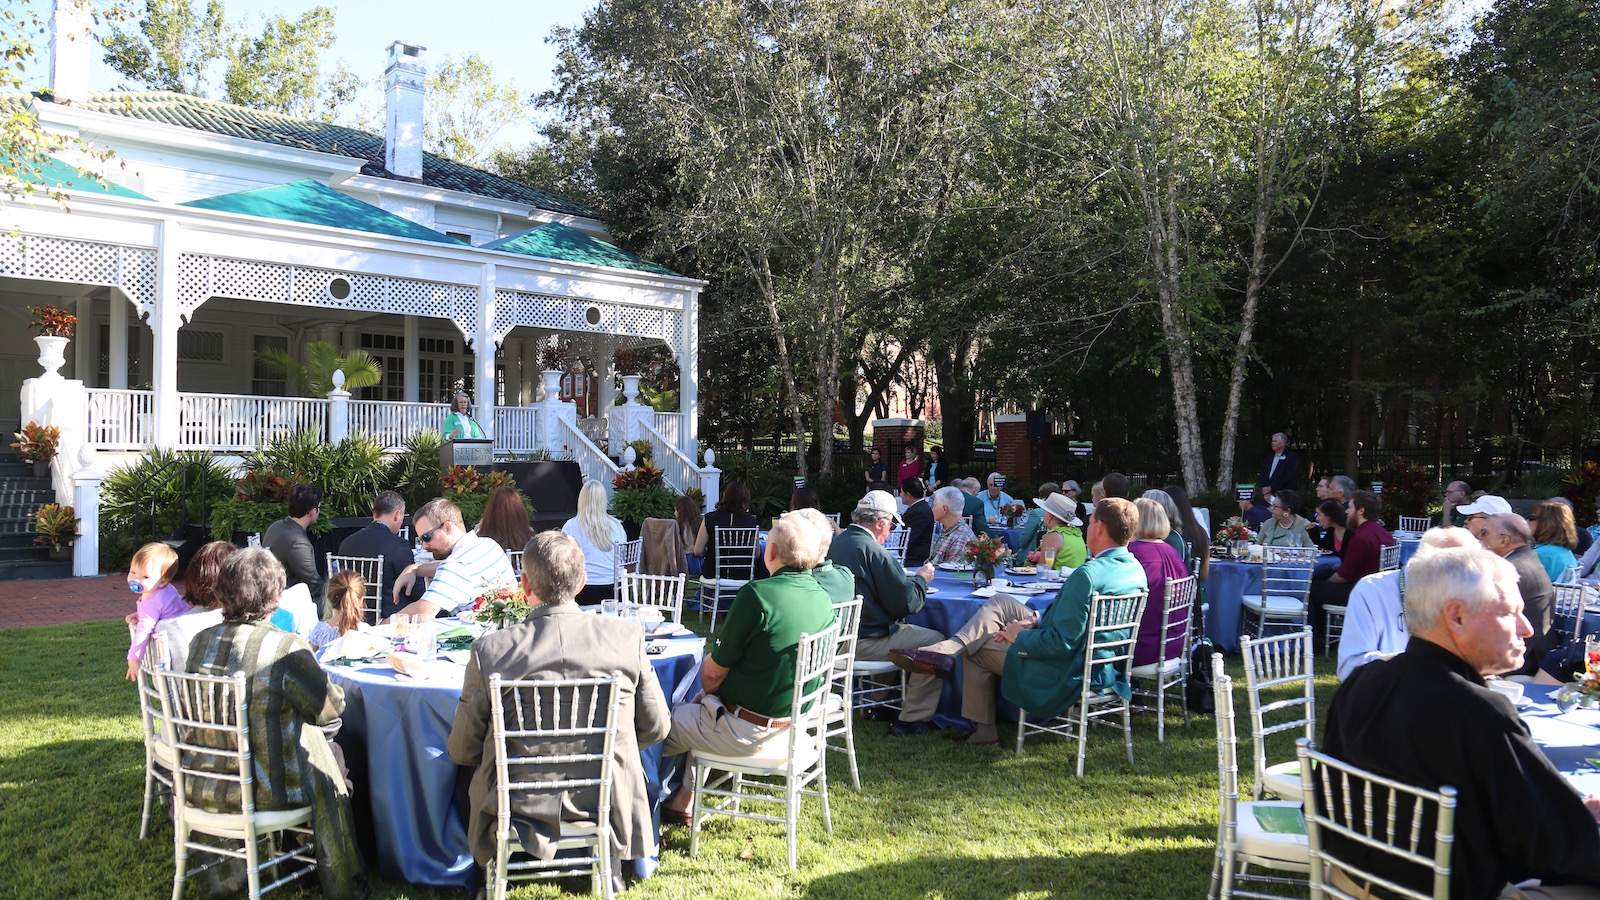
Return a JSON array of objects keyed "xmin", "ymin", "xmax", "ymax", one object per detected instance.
[
  {"xmin": 179, "ymin": 179, "xmax": 461, "ymax": 244},
  {"xmin": 484, "ymin": 223, "xmax": 680, "ymax": 277},
  {"xmin": 3, "ymin": 153, "xmax": 151, "ymax": 199}
]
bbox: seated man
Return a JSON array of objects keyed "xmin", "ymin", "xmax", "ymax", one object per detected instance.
[
  {"xmin": 1320, "ymin": 545, "xmax": 1600, "ymax": 899},
  {"xmin": 337, "ymin": 489, "xmax": 421, "ymax": 620},
  {"xmin": 826, "ymin": 490, "xmax": 943, "ymax": 737},
  {"xmin": 899, "ymin": 477, "xmax": 936, "ymax": 567},
  {"xmin": 392, "ymin": 497, "xmax": 517, "ymax": 619},
  {"xmin": 1482, "ymin": 512, "xmax": 1556, "ymax": 678},
  {"xmin": 263, "ymin": 482, "xmax": 326, "ymax": 613},
  {"xmin": 889, "ymin": 497, "xmax": 1148, "ymax": 746},
  {"xmin": 1335, "ymin": 526, "xmax": 1477, "ymax": 681},
  {"xmin": 928, "ymin": 486, "xmax": 978, "ymax": 566},
  {"xmin": 447, "ymin": 531, "xmax": 671, "ymax": 883},
  {"xmin": 1309, "ymin": 489, "xmax": 1396, "ymax": 635},
  {"xmin": 1457, "ymin": 494, "xmax": 1514, "ymax": 545},
  {"xmin": 958, "ymin": 478, "xmax": 992, "ymax": 536},
  {"xmin": 979, "ymin": 472, "xmax": 1015, "ymax": 523},
  {"xmin": 660, "ymin": 513, "xmax": 837, "ymax": 820}
]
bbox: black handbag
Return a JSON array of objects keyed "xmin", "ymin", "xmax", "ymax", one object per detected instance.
[{"xmin": 1186, "ymin": 637, "xmax": 1216, "ymax": 714}]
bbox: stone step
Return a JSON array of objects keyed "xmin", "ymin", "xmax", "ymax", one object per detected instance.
[{"xmin": 0, "ymin": 558, "xmax": 73, "ymax": 580}]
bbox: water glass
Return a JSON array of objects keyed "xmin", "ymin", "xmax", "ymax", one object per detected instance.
[
  {"xmin": 602, "ymin": 597, "xmax": 619, "ymax": 617},
  {"xmin": 1557, "ymin": 683, "xmax": 1581, "ymax": 714}
]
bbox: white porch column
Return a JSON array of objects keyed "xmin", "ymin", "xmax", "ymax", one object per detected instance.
[
  {"xmin": 151, "ymin": 218, "xmax": 181, "ymax": 448},
  {"xmin": 516, "ymin": 337, "xmax": 533, "ymax": 406},
  {"xmin": 109, "ymin": 292, "xmax": 128, "ymax": 389},
  {"xmin": 475, "ymin": 264, "xmax": 496, "ymax": 437},
  {"xmin": 680, "ymin": 287, "xmax": 701, "ymax": 459},
  {"xmin": 597, "ymin": 342, "xmax": 616, "ymax": 416},
  {"xmin": 403, "ymin": 315, "xmax": 419, "ymax": 402},
  {"xmin": 73, "ymin": 296, "xmax": 92, "ymax": 381},
  {"xmin": 341, "ymin": 324, "xmax": 359, "ymax": 353},
  {"xmin": 327, "ymin": 381, "xmax": 350, "ymax": 443}
]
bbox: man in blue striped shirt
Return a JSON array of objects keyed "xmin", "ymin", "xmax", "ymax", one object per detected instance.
[{"xmin": 391, "ymin": 497, "xmax": 516, "ymax": 619}]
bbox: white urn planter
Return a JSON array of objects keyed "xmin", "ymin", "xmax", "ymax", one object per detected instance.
[
  {"xmin": 621, "ymin": 374, "xmax": 642, "ymax": 403},
  {"xmin": 541, "ymin": 369, "xmax": 564, "ymax": 399},
  {"xmin": 35, "ymin": 335, "xmax": 70, "ymax": 379}
]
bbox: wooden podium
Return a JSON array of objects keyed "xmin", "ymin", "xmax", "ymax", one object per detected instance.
[{"xmin": 440, "ymin": 438, "xmax": 493, "ymax": 470}]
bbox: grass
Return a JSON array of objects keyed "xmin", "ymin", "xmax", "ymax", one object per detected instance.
[{"xmin": 0, "ymin": 621, "xmax": 1338, "ymax": 899}]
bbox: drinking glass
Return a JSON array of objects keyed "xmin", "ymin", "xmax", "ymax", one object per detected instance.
[
  {"xmin": 1557, "ymin": 683, "xmax": 1581, "ymax": 714},
  {"xmin": 1041, "ymin": 547, "xmax": 1058, "ymax": 570},
  {"xmin": 602, "ymin": 597, "xmax": 619, "ymax": 617}
]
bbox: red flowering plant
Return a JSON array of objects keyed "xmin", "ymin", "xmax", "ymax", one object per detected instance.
[
  {"xmin": 963, "ymin": 534, "xmax": 1011, "ymax": 570},
  {"xmin": 235, "ymin": 466, "xmax": 291, "ymax": 502},
  {"xmin": 10, "ymin": 422, "xmax": 60, "ymax": 464},
  {"xmin": 1376, "ymin": 457, "xmax": 1438, "ymax": 523},
  {"xmin": 469, "ymin": 584, "xmax": 530, "ymax": 630},
  {"xmin": 1566, "ymin": 462, "xmax": 1600, "ymax": 528},
  {"xmin": 440, "ymin": 465, "xmax": 482, "ymax": 494},
  {"xmin": 27, "ymin": 304, "xmax": 75, "ymax": 338},
  {"xmin": 541, "ymin": 344, "xmax": 569, "ymax": 370},
  {"xmin": 999, "ymin": 502, "xmax": 1027, "ymax": 518}
]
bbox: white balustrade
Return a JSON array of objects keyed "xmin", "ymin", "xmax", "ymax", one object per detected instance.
[
  {"xmin": 641, "ymin": 421, "xmax": 697, "ymax": 495},
  {"xmin": 85, "ymin": 388, "xmax": 154, "ymax": 450},
  {"xmin": 349, "ymin": 399, "xmax": 450, "ymax": 451},
  {"xmin": 653, "ymin": 412, "xmax": 683, "ymax": 449},
  {"xmin": 556, "ymin": 417, "xmax": 620, "ymax": 494},
  {"xmin": 177, "ymin": 392, "xmax": 326, "ymax": 451},
  {"xmin": 493, "ymin": 407, "xmax": 542, "ymax": 456}
]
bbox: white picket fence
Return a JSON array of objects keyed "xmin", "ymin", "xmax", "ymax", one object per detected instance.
[{"xmin": 349, "ymin": 400, "xmax": 451, "ymax": 451}]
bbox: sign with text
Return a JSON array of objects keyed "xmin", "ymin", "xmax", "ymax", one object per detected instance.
[
  {"xmin": 1236, "ymin": 483, "xmax": 1256, "ymax": 502},
  {"xmin": 1371, "ymin": 481, "xmax": 1383, "ymax": 495},
  {"xmin": 1068, "ymin": 441, "xmax": 1092, "ymax": 459}
]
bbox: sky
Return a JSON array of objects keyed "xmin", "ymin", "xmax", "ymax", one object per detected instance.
[{"xmin": 19, "ymin": 0, "xmax": 599, "ymax": 150}]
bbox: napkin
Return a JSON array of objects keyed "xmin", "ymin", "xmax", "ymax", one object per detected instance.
[
  {"xmin": 321, "ymin": 631, "xmax": 391, "ymax": 665},
  {"xmin": 436, "ymin": 626, "xmax": 475, "ymax": 653}
]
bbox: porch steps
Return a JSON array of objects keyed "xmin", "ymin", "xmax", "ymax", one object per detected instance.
[{"xmin": 0, "ymin": 454, "xmax": 71, "ymax": 581}]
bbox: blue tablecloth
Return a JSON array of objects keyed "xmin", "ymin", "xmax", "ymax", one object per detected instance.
[
  {"xmin": 992, "ymin": 527, "xmax": 1024, "ymax": 552},
  {"xmin": 326, "ymin": 632, "xmax": 705, "ymax": 889},
  {"xmin": 1524, "ymin": 683, "xmax": 1600, "ymax": 797},
  {"xmin": 904, "ymin": 567, "xmax": 1059, "ymax": 729}
]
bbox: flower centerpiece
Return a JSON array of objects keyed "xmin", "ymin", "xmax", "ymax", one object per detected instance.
[
  {"xmin": 469, "ymin": 585, "xmax": 530, "ymax": 631},
  {"xmin": 1214, "ymin": 516, "xmax": 1256, "ymax": 557},
  {"xmin": 964, "ymin": 533, "xmax": 1011, "ymax": 586},
  {"xmin": 999, "ymin": 502, "xmax": 1027, "ymax": 528}
]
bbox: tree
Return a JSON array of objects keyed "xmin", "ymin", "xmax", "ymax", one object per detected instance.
[
  {"xmin": 253, "ymin": 341, "xmax": 381, "ymax": 398},
  {"xmin": 425, "ymin": 54, "xmax": 523, "ymax": 166},
  {"xmin": 223, "ymin": 7, "xmax": 356, "ymax": 121},
  {"xmin": 102, "ymin": 0, "xmax": 227, "ymax": 95}
]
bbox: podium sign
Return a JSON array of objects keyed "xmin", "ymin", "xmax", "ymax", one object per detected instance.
[{"xmin": 441, "ymin": 438, "xmax": 493, "ymax": 470}]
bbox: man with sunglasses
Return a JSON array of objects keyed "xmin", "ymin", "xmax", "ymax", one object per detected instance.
[{"xmin": 391, "ymin": 497, "xmax": 516, "ymax": 620}]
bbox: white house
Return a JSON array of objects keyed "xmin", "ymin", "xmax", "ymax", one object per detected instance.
[{"xmin": 4, "ymin": 5, "xmax": 713, "ymax": 514}]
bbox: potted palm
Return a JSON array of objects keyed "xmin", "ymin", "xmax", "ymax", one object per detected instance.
[{"xmin": 34, "ymin": 503, "xmax": 79, "ymax": 560}]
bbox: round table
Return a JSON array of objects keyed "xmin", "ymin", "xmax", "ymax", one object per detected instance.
[
  {"xmin": 324, "ymin": 624, "xmax": 705, "ymax": 889},
  {"xmin": 1524, "ymin": 683, "xmax": 1600, "ymax": 796}
]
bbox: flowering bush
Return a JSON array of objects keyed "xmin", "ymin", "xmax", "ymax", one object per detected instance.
[
  {"xmin": 1213, "ymin": 516, "xmax": 1255, "ymax": 546},
  {"xmin": 470, "ymin": 585, "xmax": 530, "ymax": 630},
  {"xmin": 1376, "ymin": 457, "xmax": 1438, "ymax": 522},
  {"xmin": 11, "ymin": 422, "xmax": 60, "ymax": 464},
  {"xmin": 1567, "ymin": 462, "xmax": 1600, "ymax": 528},
  {"xmin": 27, "ymin": 304, "xmax": 75, "ymax": 338},
  {"xmin": 964, "ymin": 534, "xmax": 1010, "ymax": 568}
]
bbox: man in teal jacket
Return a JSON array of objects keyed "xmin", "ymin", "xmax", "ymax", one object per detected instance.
[{"xmin": 891, "ymin": 497, "xmax": 1148, "ymax": 746}]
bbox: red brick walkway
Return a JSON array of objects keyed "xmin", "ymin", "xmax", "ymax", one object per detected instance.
[{"xmin": 0, "ymin": 576, "xmax": 147, "ymax": 629}]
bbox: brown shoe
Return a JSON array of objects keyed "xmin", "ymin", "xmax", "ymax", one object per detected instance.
[{"xmin": 888, "ymin": 648, "xmax": 956, "ymax": 679}]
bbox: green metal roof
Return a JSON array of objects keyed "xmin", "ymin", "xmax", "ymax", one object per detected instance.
[
  {"xmin": 2, "ymin": 152, "xmax": 151, "ymax": 199},
  {"xmin": 179, "ymin": 179, "xmax": 463, "ymax": 244},
  {"xmin": 484, "ymin": 223, "xmax": 680, "ymax": 277}
]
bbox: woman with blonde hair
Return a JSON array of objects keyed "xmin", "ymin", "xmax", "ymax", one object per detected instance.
[
  {"xmin": 1129, "ymin": 497, "xmax": 1190, "ymax": 666},
  {"xmin": 563, "ymin": 480, "xmax": 629, "ymax": 604}
]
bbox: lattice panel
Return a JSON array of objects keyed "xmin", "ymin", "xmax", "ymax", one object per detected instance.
[
  {"xmin": 0, "ymin": 232, "xmax": 157, "ymax": 315},
  {"xmin": 492, "ymin": 287, "xmax": 677, "ymax": 347},
  {"xmin": 178, "ymin": 253, "xmax": 476, "ymax": 332},
  {"xmin": 208, "ymin": 257, "xmax": 290, "ymax": 305}
]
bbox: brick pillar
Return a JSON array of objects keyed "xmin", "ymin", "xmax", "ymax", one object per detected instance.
[
  {"xmin": 871, "ymin": 417, "xmax": 926, "ymax": 487},
  {"xmin": 995, "ymin": 412, "xmax": 1052, "ymax": 486}
]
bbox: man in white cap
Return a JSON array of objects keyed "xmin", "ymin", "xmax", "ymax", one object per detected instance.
[
  {"xmin": 1455, "ymin": 494, "xmax": 1513, "ymax": 545},
  {"xmin": 825, "ymin": 490, "xmax": 944, "ymax": 736}
]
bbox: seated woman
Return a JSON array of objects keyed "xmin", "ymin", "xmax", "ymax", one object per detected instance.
[
  {"xmin": 1140, "ymin": 488, "xmax": 1188, "ymax": 562},
  {"xmin": 475, "ymin": 485, "xmax": 534, "ymax": 553},
  {"xmin": 1026, "ymin": 492, "xmax": 1088, "ymax": 572},
  {"xmin": 440, "ymin": 391, "xmax": 483, "ymax": 439},
  {"xmin": 563, "ymin": 481, "xmax": 630, "ymax": 605},
  {"xmin": 1311, "ymin": 499, "xmax": 1349, "ymax": 557},
  {"xmin": 1163, "ymin": 484, "xmax": 1211, "ymax": 583},
  {"xmin": 1015, "ymin": 483, "xmax": 1059, "ymax": 556},
  {"xmin": 1258, "ymin": 489, "xmax": 1313, "ymax": 547},
  {"xmin": 308, "ymin": 570, "xmax": 372, "ymax": 650},
  {"xmin": 156, "ymin": 540, "xmax": 239, "ymax": 672},
  {"xmin": 692, "ymin": 481, "xmax": 759, "ymax": 577},
  {"xmin": 789, "ymin": 485, "xmax": 837, "ymax": 533},
  {"xmin": 674, "ymin": 494, "xmax": 704, "ymax": 577},
  {"xmin": 184, "ymin": 548, "xmax": 364, "ymax": 900},
  {"xmin": 1531, "ymin": 500, "xmax": 1580, "ymax": 583},
  {"xmin": 1129, "ymin": 498, "xmax": 1191, "ymax": 666}
]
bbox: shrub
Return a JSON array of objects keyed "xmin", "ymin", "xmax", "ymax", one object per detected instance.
[
  {"xmin": 386, "ymin": 430, "xmax": 444, "ymax": 513},
  {"xmin": 100, "ymin": 449, "xmax": 236, "ymax": 571},
  {"xmin": 1567, "ymin": 462, "xmax": 1600, "ymax": 528},
  {"xmin": 612, "ymin": 462, "xmax": 675, "ymax": 523},
  {"xmin": 1375, "ymin": 457, "xmax": 1438, "ymax": 521}
]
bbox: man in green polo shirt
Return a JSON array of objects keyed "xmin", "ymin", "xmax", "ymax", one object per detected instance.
[{"xmin": 660, "ymin": 512, "xmax": 837, "ymax": 823}]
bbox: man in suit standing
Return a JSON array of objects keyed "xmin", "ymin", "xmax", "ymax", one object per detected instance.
[
  {"xmin": 447, "ymin": 531, "xmax": 671, "ymax": 886},
  {"xmin": 264, "ymin": 483, "xmax": 326, "ymax": 614},
  {"xmin": 1259, "ymin": 432, "xmax": 1299, "ymax": 498},
  {"xmin": 899, "ymin": 477, "xmax": 936, "ymax": 567},
  {"xmin": 336, "ymin": 490, "xmax": 419, "ymax": 621}
]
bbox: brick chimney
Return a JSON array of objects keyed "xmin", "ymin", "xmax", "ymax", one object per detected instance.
[
  {"xmin": 383, "ymin": 41, "xmax": 426, "ymax": 179},
  {"xmin": 49, "ymin": 0, "xmax": 94, "ymax": 104}
]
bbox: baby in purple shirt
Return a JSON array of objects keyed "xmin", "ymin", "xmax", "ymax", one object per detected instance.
[{"xmin": 124, "ymin": 542, "xmax": 187, "ymax": 680}]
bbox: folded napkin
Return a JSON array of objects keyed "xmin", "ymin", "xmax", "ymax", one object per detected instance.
[
  {"xmin": 435, "ymin": 626, "xmax": 476, "ymax": 653},
  {"xmin": 321, "ymin": 631, "xmax": 392, "ymax": 665}
]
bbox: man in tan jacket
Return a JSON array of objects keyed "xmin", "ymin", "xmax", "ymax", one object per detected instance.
[{"xmin": 447, "ymin": 530, "xmax": 671, "ymax": 884}]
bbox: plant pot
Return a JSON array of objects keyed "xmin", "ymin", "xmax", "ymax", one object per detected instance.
[
  {"xmin": 47, "ymin": 545, "xmax": 72, "ymax": 562},
  {"xmin": 34, "ymin": 335, "xmax": 70, "ymax": 378},
  {"xmin": 32, "ymin": 460, "xmax": 48, "ymax": 479},
  {"xmin": 621, "ymin": 518, "xmax": 644, "ymax": 542}
]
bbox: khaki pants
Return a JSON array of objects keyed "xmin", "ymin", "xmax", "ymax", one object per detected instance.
[
  {"xmin": 662, "ymin": 694, "xmax": 788, "ymax": 762},
  {"xmin": 943, "ymin": 595, "xmax": 1036, "ymax": 726},
  {"xmin": 856, "ymin": 623, "xmax": 946, "ymax": 722},
  {"xmin": 1330, "ymin": 866, "xmax": 1600, "ymax": 900}
]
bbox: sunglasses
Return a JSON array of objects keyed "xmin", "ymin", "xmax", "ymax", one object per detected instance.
[{"xmin": 417, "ymin": 524, "xmax": 442, "ymax": 544}]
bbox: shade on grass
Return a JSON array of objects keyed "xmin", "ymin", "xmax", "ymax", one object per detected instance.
[{"xmin": 0, "ymin": 620, "xmax": 1334, "ymax": 899}]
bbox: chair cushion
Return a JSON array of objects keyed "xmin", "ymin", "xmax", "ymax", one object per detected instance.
[
  {"xmin": 1130, "ymin": 657, "xmax": 1183, "ymax": 679},
  {"xmin": 184, "ymin": 804, "xmax": 313, "ymax": 835},
  {"xmin": 852, "ymin": 660, "xmax": 900, "ymax": 676},
  {"xmin": 1235, "ymin": 801, "xmax": 1310, "ymax": 866},
  {"xmin": 695, "ymin": 737, "xmax": 821, "ymax": 773},
  {"xmin": 1240, "ymin": 594, "xmax": 1307, "ymax": 615},
  {"xmin": 1263, "ymin": 761, "xmax": 1304, "ymax": 801},
  {"xmin": 1323, "ymin": 604, "xmax": 1348, "ymax": 615}
]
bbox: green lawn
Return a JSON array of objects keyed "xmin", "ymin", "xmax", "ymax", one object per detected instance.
[{"xmin": 0, "ymin": 621, "xmax": 1335, "ymax": 899}]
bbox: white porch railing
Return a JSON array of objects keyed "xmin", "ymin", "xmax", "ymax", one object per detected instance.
[
  {"xmin": 85, "ymin": 389, "xmax": 154, "ymax": 450},
  {"xmin": 653, "ymin": 412, "xmax": 683, "ymax": 449},
  {"xmin": 178, "ymin": 392, "xmax": 327, "ymax": 451},
  {"xmin": 557, "ymin": 416, "xmax": 620, "ymax": 495},
  {"xmin": 350, "ymin": 399, "xmax": 450, "ymax": 451},
  {"xmin": 493, "ymin": 407, "xmax": 542, "ymax": 456},
  {"xmin": 641, "ymin": 420, "xmax": 696, "ymax": 496}
]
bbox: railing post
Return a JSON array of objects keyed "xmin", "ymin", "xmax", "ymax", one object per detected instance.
[
  {"xmin": 539, "ymin": 370, "xmax": 577, "ymax": 457},
  {"xmin": 327, "ymin": 379, "xmax": 350, "ymax": 444},
  {"xmin": 151, "ymin": 217, "xmax": 182, "ymax": 449},
  {"xmin": 73, "ymin": 446, "xmax": 102, "ymax": 577},
  {"xmin": 607, "ymin": 373, "xmax": 652, "ymax": 459},
  {"xmin": 698, "ymin": 447, "xmax": 721, "ymax": 514}
]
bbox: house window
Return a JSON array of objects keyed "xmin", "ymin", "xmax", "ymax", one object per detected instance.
[
  {"xmin": 359, "ymin": 332, "xmax": 405, "ymax": 401},
  {"xmin": 252, "ymin": 335, "xmax": 289, "ymax": 396},
  {"xmin": 177, "ymin": 329, "xmax": 225, "ymax": 362},
  {"xmin": 97, "ymin": 323, "xmax": 142, "ymax": 387},
  {"xmin": 445, "ymin": 231, "xmax": 472, "ymax": 245}
]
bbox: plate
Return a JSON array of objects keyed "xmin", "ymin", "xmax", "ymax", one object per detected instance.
[
  {"xmin": 937, "ymin": 562, "xmax": 974, "ymax": 572},
  {"xmin": 925, "ymin": 587, "xmax": 939, "ymax": 595},
  {"xmin": 1007, "ymin": 566, "xmax": 1037, "ymax": 575}
]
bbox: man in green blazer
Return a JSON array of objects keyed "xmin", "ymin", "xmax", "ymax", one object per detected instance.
[{"xmin": 891, "ymin": 497, "xmax": 1148, "ymax": 746}]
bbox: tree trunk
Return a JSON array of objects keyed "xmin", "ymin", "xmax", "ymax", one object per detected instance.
[
  {"xmin": 1344, "ymin": 343, "xmax": 1362, "ymax": 477},
  {"xmin": 751, "ymin": 249, "xmax": 810, "ymax": 477},
  {"xmin": 932, "ymin": 331, "xmax": 977, "ymax": 462},
  {"xmin": 1214, "ymin": 172, "xmax": 1276, "ymax": 494}
]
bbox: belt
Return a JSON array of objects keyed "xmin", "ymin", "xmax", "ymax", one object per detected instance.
[{"xmin": 724, "ymin": 703, "xmax": 790, "ymax": 729}]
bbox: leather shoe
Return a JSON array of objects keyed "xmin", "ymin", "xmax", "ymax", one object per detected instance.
[
  {"xmin": 661, "ymin": 807, "xmax": 692, "ymax": 828},
  {"xmin": 887, "ymin": 719, "xmax": 935, "ymax": 737},
  {"xmin": 947, "ymin": 730, "xmax": 1000, "ymax": 746},
  {"xmin": 889, "ymin": 648, "xmax": 956, "ymax": 678}
]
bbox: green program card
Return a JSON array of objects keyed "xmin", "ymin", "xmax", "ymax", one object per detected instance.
[
  {"xmin": 1584, "ymin": 758, "xmax": 1600, "ymax": 771},
  {"xmin": 1253, "ymin": 805, "xmax": 1307, "ymax": 834}
]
